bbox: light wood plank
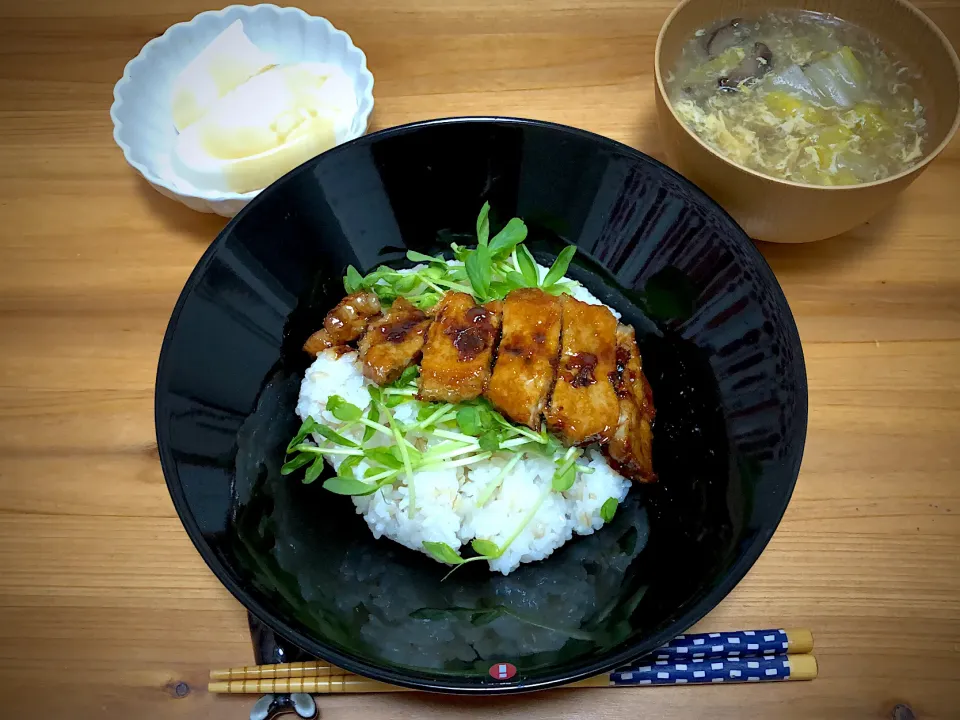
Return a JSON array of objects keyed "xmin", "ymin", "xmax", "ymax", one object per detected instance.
[{"xmin": 1, "ymin": 1, "xmax": 959, "ymax": 718}]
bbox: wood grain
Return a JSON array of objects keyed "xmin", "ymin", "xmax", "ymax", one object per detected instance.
[{"xmin": 0, "ymin": 1, "xmax": 958, "ymax": 718}]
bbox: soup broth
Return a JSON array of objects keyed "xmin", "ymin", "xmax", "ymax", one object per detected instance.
[{"xmin": 665, "ymin": 10, "xmax": 928, "ymax": 185}]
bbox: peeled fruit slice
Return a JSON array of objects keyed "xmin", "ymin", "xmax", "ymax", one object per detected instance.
[
  {"xmin": 170, "ymin": 19, "xmax": 277, "ymax": 132},
  {"xmin": 171, "ymin": 62, "xmax": 358, "ymax": 193}
]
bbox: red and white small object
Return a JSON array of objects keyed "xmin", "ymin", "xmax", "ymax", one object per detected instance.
[{"xmin": 489, "ymin": 662, "xmax": 517, "ymax": 680}]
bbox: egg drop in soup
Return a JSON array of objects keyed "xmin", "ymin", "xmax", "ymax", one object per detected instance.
[{"xmin": 665, "ymin": 10, "xmax": 929, "ymax": 186}]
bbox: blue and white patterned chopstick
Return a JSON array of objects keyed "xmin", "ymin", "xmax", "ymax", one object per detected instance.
[
  {"xmin": 606, "ymin": 654, "xmax": 817, "ymax": 686},
  {"xmin": 210, "ymin": 628, "xmax": 817, "ymax": 698},
  {"xmin": 646, "ymin": 628, "xmax": 808, "ymax": 661}
]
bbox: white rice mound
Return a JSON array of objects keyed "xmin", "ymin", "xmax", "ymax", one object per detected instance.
[{"xmin": 295, "ymin": 278, "xmax": 631, "ymax": 575}]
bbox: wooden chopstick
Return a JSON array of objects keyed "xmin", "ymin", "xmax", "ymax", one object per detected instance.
[
  {"xmin": 210, "ymin": 628, "xmax": 815, "ymax": 682},
  {"xmin": 209, "ymin": 628, "xmax": 816, "ymax": 694},
  {"xmin": 210, "ymin": 660, "xmax": 351, "ymax": 682},
  {"xmin": 208, "ymin": 674, "xmax": 610, "ymax": 695},
  {"xmin": 208, "ymin": 654, "xmax": 818, "ymax": 694}
]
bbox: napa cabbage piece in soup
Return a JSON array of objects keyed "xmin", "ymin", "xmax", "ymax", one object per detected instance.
[{"xmin": 664, "ymin": 11, "xmax": 928, "ymax": 185}]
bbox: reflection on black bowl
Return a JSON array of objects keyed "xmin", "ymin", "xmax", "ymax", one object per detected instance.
[{"xmin": 155, "ymin": 117, "xmax": 806, "ymax": 694}]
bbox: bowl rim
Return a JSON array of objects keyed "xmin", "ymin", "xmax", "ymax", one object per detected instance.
[
  {"xmin": 109, "ymin": 3, "xmax": 375, "ymax": 204},
  {"xmin": 654, "ymin": 0, "xmax": 960, "ymax": 191},
  {"xmin": 155, "ymin": 115, "xmax": 808, "ymax": 694}
]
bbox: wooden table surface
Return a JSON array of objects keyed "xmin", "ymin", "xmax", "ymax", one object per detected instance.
[{"xmin": 2, "ymin": 1, "xmax": 959, "ymax": 718}]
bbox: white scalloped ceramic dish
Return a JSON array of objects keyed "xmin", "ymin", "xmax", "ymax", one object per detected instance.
[{"xmin": 110, "ymin": 4, "xmax": 374, "ymax": 217}]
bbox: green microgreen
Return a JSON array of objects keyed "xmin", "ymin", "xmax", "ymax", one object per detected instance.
[
  {"xmin": 478, "ymin": 430, "xmax": 500, "ymax": 452},
  {"xmin": 476, "ymin": 201, "xmax": 491, "ymax": 246},
  {"xmin": 516, "ymin": 245, "xmax": 539, "ymax": 286},
  {"xmin": 542, "ymin": 245, "xmax": 577, "ymax": 288},
  {"xmin": 313, "ymin": 424, "xmax": 358, "ymax": 448},
  {"xmin": 304, "ymin": 457, "xmax": 325, "ymax": 484},
  {"xmin": 362, "ymin": 404, "xmax": 380, "ymax": 443},
  {"xmin": 552, "ymin": 446, "xmax": 581, "ymax": 492},
  {"xmin": 323, "ymin": 476, "xmax": 379, "ymax": 496},
  {"xmin": 286, "ymin": 416, "xmax": 321, "ymax": 454},
  {"xmin": 344, "ymin": 265, "xmax": 364, "ymax": 293},
  {"xmin": 456, "ymin": 406, "xmax": 481, "ymax": 436},
  {"xmin": 345, "ymin": 203, "xmax": 576, "ymax": 308},
  {"xmin": 327, "ymin": 395, "xmax": 363, "ymax": 422},
  {"xmin": 470, "ymin": 538, "xmax": 500, "ymax": 558},
  {"xmin": 422, "ymin": 541, "xmax": 466, "ymax": 565},
  {"xmin": 600, "ymin": 497, "xmax": 619, "ymax": 523},
  {"xmin": 280, "ymin": 452, "xmax": 314, "ymax": 475},
  {"xmin": 487, "ymin": 217, "xmax": 528, "ymax": 258}
]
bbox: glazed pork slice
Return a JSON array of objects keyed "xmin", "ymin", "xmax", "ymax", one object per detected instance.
[
  {"xmin": 358, "ymin": 297, "xmax": 432, "ymax": 385},
  {"xmin": 604, "ymin": 324, "xmax": 656, "ymax": 483},
  {"xmin": 303, "ymin": 291, "xmax": 382, "ymax": 355},
  {"xmin": 544, "ymin": 295, "xmax": 620, "ymax": 444},
  {"xmin": 484, "ymin": 288, "xmax": 562, "ymax": 429},
  {"xmin": 417, "ymin": 292, "xmax": 502, "ymax": 403}
]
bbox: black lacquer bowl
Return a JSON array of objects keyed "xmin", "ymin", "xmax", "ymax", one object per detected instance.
[{"xmin": 156, "ymin": 117, "xmax": 806, "ymax": 694}]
